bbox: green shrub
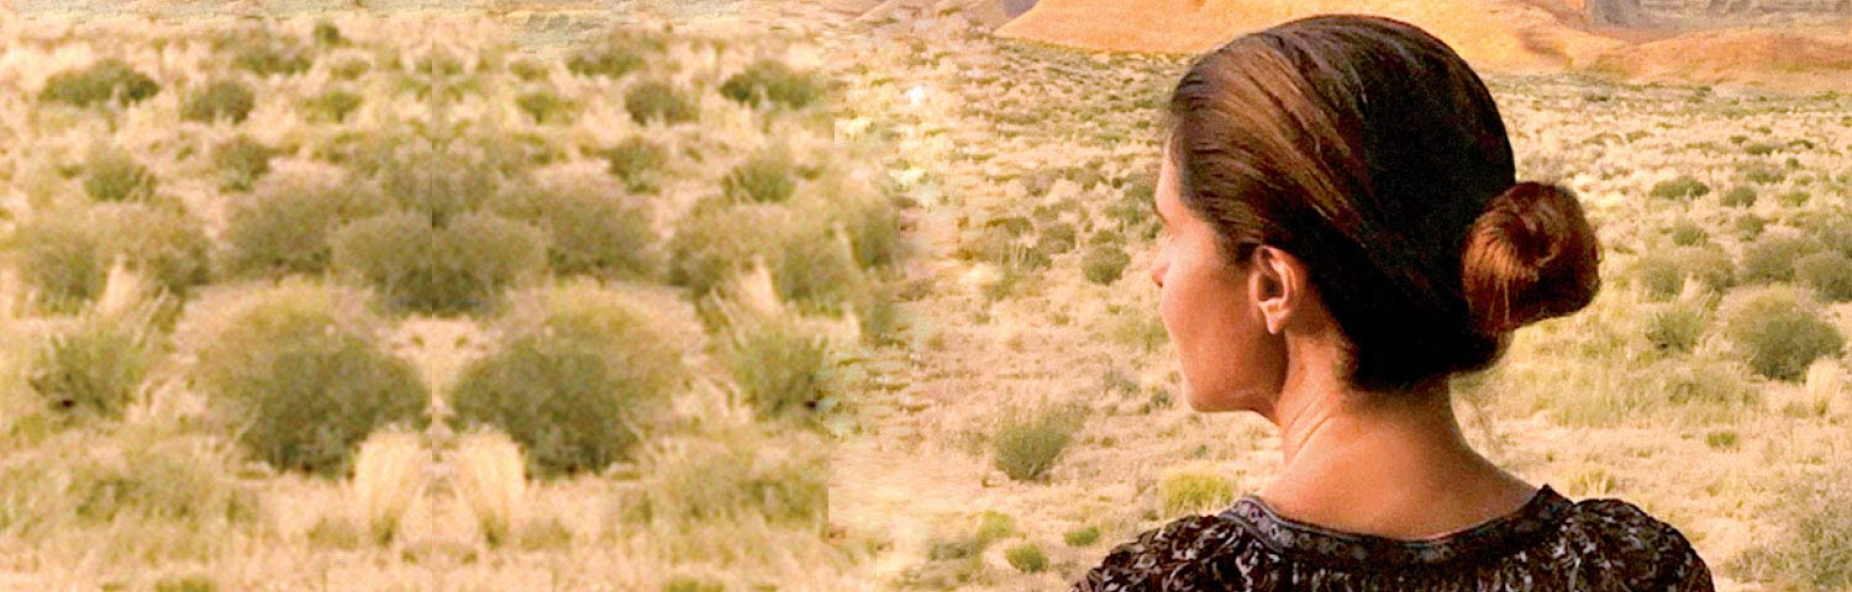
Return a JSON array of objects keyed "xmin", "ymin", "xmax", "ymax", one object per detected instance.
[
  {"xmin": 1795, "ymin": 251, "xmax": 1852, "ymax": 302},
  {"xmin": 154, "ymin": 575, "xmax": 217, "ymax": 592},
  {"xmin": 187, "ymin": 282, "xmax": 429, "ymax": 476},
  {"xmin": 1159, "ymin": 471, "xmax": 1236, "ymax": 515},
  {"xmin": 516, "ymin": 89, "xmax": 576, "ymax": 125},
  {"xmin": 1003, "ymin": 543, "xmax": 1049, "ymax": 573},
  {"xmin": 1719, "ymin": 285, "xmax": 1845, "ymax": 381},
  {"xmin": 1666, "ymin": 218, "xmax": 1707, "ymax": 247},
  {"xmin": 375, "ymin": 141, "xmax": 505, "ymax": 226},
  {"xmin": 1674, "ymin": 246, "xmax": 1736, "ymax": 293},
  {"xmin": 27, "ymin": 312, "xmax": 158, "ymax": 421},
  {"xmin": 488, "ymin": 179, "xmax": 658, "ymax": 279},
  {"xmin": 213, "ymin": 134, "xmax": 275, "ymax": 192},
  {"xmin": 1064, "ymin": 525, "xmax": 1101, "ymax": 547},
  {"xmin": 1735, "ymin": 214, "xmax": 1768, "ymax": 241},
  {"xmin": 599, "ymin": 136, "xmax": 668, "ymax": 194},
  {"xmin": 1037, "ymin": 222, "xmax": 1079, "ymax": 255},
  {"xmin": 1778, "ymin": 190, "xmax": 1811, "ymax": 207},
  {"xmin": 1742, "ymin": 162, "xmax": 1787, "ymax": 184},
  {"xmin": 449, "ymin": 286, "xmax": 684, "ymax": 477},
  {"xmin": 220, "ymin": 174, "xmax": 388, "ymax": 277},
  {"xmin": 723, "ymin": 149, "xmax": 797, "ymax": 204},
  {"xmin": 1728, "ymin": 472, "xmax": 1852, "ymax": 591},
  {"xmin": 1662, "ymin": 358, "xmax": 1755, "ymax": 408},
  {"xmin": 975, "ymin": 510, "xmax": 1015, "ymax": 545},
  {"xmin": 771, "ymin": 216, "xmax": 863, "ymax": 315},
  {"xmin": 1645, "ymin": 303, "xmax": 1708, "ymax": 354},
  {"xmin": 92, "ymin": 203, "xmax": 213, "ymax": 300},
  {"xmin": 565, "ymin": 30, "xmax": 661, "ymax": 78},
  {"xmin": 1649, "ymin": 175, "xmax": 1710, "ymax": 200},
  {"xmin": 303, "ymin": 88, "xmax": 363, "ymax": 123},
  {"xmin": 1721, "ymin": 185, "xmax": 1757, "ymax": 207},
  {"xmin": 1633, "ymin": 251, "xmax": 1685, "ymax": 300},
  {"xmin": 83, "ymin": 147, "xmax": 158, "ymax": 203},
  {"xmin": 716, "ymin": 308, "xmax": 832, "ymax": 421},
  {"xmin": 1082, "ymin": 244, "xmax": 1132, "ymax": 285},
  {"xmin": 992, "ymin": 402, "xmax": 1083, "ymax": 481},
  {"xmin": 827, "ymin": 186, "xmax": 903, "ymax": 270},
  {"xmin": 37, "ymin": 59, "xmax": 159, "ymax": 107},
  {"xmin": 1739, "ymin": 232, "xmax": 1823, "ymax": 284},
  {"xmin": 622, "ymin": 426, "xmax": 826, "ymax": 529},
  {"xmin": 719, "ymin": 59, "xmax": 822, "ymax": 109},
  {"xmin": 181, "ymin": 80, "xmax": 256, "ymax": 124},
  {"xmin": 226, "ymin": 32, "xmax": 313, "ymax": 77},
  {"xmin": 331, "ymin": 212, "xmax": 547, "ymax": 315},
  {"xmin": 667, "ymin": 204, "xmax": 788, "ymax": 297},
  {"xmin": 625, "ymin": 81, "xmax": 697, "ymax": 125},
  {"xmin": 329, "ymin": 57, "xmax": 370, "ymax": 81},
  {"xmin": 313, "ymin": 20, "xmax": 344, "ymax": 46},
  {"xmin": 12, "ymin": 214, "xmax": 106, "ymax": 313},
  {"xmin": 661, "ymin": 577, "xmax": 723, "ymax": 592},
  {"xmin": 0, "ymin": 429, "xmax": 261, "ymax": 557}
]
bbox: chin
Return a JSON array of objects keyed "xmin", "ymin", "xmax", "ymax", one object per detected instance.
[{"xmin": 1181, "ymin": 382, "xmax": 1237, "ymax": 413}]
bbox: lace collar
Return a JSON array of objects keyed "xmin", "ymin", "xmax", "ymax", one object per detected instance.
[{"xmin": 1218, "ymin": 484, "xmax": 1575, "ymax": 568}]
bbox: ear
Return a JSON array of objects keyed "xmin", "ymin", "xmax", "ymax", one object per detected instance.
[{"xmin": 1249, "ymin": 245, "xmax": 1306, "ymax": 336}]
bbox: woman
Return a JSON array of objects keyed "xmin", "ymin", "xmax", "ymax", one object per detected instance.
[{"xmin": 1073, "ymin": 14, "xmax": 1713, "ymax": 592}]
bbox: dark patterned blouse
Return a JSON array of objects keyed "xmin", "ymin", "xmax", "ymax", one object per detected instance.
[{"xmin": 1072, "ymin": 484, "xmax": 1714, "ymax": 592}]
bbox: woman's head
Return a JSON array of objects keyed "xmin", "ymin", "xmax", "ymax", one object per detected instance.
[{"xmin": 1150, "ymin": 14, "xmax": 1601, "ymax": 411}]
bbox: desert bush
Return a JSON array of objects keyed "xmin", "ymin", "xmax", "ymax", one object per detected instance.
[
  {"xmin": 1666, "ymin": 218, "xmax": 1707, "ymax": 247},
  {"xmin": 181, "ymin": 80, "xmax": 256, "ymax": 124},
  {"xmin": 0, "ymin": 429, "xmax": 261, "ymax": 561},
  {"xmin": 719, "ymin": 59, "xmax": 822, "ymax": 109},
  {"xmin": 213, "ymin": 134, "xmax": 275, "ymax": 192},
  {"xmin": 1004, "ymin": 543, "xmax": 1049, "ymax": 573},
  {"xmin": 1728, "ymin": 471, "xmax": 1852, "ymax": 591},
  {"xmin": 26, "ymin": 311, "xmax": 158, "ymax": 421},
  {"xmin": 313, "ymin": 19, "xmax": 344, "ymax": 46},
  {"xmin": 1742, "ymin": 162, "xmax": 1787, "ymax": 184},
  {"xmin": 516, "ymin": 89, "xmax": 576, "ymax": 125},
  {"xmin": 449, "ymin": 286, "xmax": 684, "ymax": 477},
  {"xmin": 1633, "ymin": 251, "xmax": 1685, "ymax": 300},
  {"xmin": 37, "ymin": 59, "xmax": 159, "ymax": 107},
  {"xmin": 621, "ymin": 426, "xmax": 827, "ymax": 530},
  {"xmin": 667, "ymin": 204, "xmax": 788, "ymax": 297},
  {"xmin": 1661, "ymin": 357, "xmax": 1755, "ymax": 409},
  {"xmin": 625, "ymin": 80, "xmax": 697, "ymax": 125},
  {"xmin": 1735, "ymin": 214, "xmax": 1768, "ymax": 241},
  {"xmin": 375, "ymin": 141, "xmax": 505, "ymax": 225},
  {"xmin": 715, "ymin": 305, "xmax": 833, "ymax": 421},
  {"xmin": 487, "ymin": 178, "xmax": 658, "ymax": 279},
  {"xmin": 1721, "ymin": 185, "xmax": 1757, "ymax": 207},
  {"xmin": 451, "ymin": 429, "xmax": 526, "ymax": 547},
  {"xmin": 303, "ymin": 88, "xmax": 363, "ymax": 123},
  {"xmin": 185, "ymin": 281, "xmax": 429, "ymax": 476},
  {"xmin": 224, "ymin": 31, "xmax": 313, "ymax": 77},
  {"xmin": 1719, "ymin": 285, "xmax": 1845, "ymax": 381},
  {"xmin": 1778, "ymin": 190, "xmax": 1811, "ymax": 207},
  {"xmin": 1674, "ymin": 245, "xmax": 1736, "ymax": 293},
  {"xmin": 565, "ymin": 29, "xmax": 663, "ymax": 78},
  {"xmin": 11, "ymin": 214, "xmax": 107, "ymax": 313},
  {"xmin": 1795, "ymin": 251, "xmax": 1852, "ymax": 302},
  {"xmin": 1649, "ymin": 175, "xmax": 1710, "ymax": 200},
  {"xmin": 351, "ymin": 428, "xmax": 425, "ymax": 544},
  {"xmin": 723, "ymin": 148, "xmax": 798, "ymax": 204},
  {"xmin": 598, "ymin": 136, "xmax": 668, "ymax": 194},
  {"xmin": 154, "ymin": 575, "xmax": 216, "ymax": 592},
  {"xmin": 1082, "ymin": 244, "xmax": 1132, "ymax": 285},
  {"xmin": 1065, "ymin": 525, "xmax": 1101, "ymax": 546},
  {"xmin": 1645, "ymin": 303, "xmax": 1708, "ymax": 354},
  {"xmin": 825, "ymin": 184, "xmax": 903, "ymax": 270},
  {"xmin": 772, "ymin": 216, "xmax": 862, "ymax": 315},
  {"xmin": 1037, "ymin": 221, "xmax": 1079, "ymax": 255},
  {"xmin": 1740, "ymin": 231, "xmax": 1824, "ymax": 284},
  {"xmin": 219, "ymin": 173, "xmax": 388, "ymax": 277},
  {"xmin": 83, "ymin": 146, "xmax": 158, "ymax": 203},
  {"xmin": 90, "ymin": 203, "xmax": 212, "ymax": 301},
  {"xmin": 333, "ymin": 211, "xmax": 546, "ymax": 315},
  {"xmin": 992, "ymin": 402, "xmax": 1083, "ymax": 481},
  {"xmin": 1159, "ymin": 471, "xmax": 1237, "ymax": 516}
]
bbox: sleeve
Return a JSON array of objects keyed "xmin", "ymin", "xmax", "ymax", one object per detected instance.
[{"xmin": 1069, "ymin": 515, "xmax": 1225, "ymax": 592}]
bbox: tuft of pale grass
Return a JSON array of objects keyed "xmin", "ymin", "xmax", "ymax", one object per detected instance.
[
  {"xmin": 991, "ymin": 401, "xmax": 1084, "ymax": 482},
  {"xmin": 452, "ymin": 428, "xmax": 527, "ymax": 547},
  {"xmin": 352, "ymin": 427, "xmax": 427, "ymax": 545},
  {"xmin": 1804, "ymin": 359, "xmax": 1843, "ymax": 413},
  {"xmin": 1158, "ymin": 470, "xmax": 1236, "ymax": 516}
]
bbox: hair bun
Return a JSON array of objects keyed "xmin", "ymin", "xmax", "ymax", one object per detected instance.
[{"xmin": 1462, "ymin": 181, "xmax": 1602, "ymax": 335}]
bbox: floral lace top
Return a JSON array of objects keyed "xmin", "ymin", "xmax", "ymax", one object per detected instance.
[{"xmin": 1072, "ymin": 484, "xmax": 1714, "ymax": 592}]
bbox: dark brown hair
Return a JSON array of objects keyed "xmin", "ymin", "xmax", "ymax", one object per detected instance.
[{"xmin": 1166, "ymin": 14, "xmax": 1600, "ymax": 393}]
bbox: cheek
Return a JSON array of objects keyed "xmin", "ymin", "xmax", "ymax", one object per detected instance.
[{"xmin": 1159, "ymin": 251, "xmax": 1252, "ymax": 409}]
